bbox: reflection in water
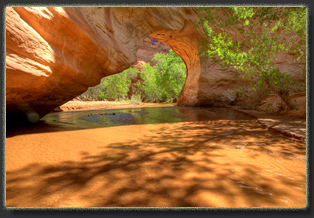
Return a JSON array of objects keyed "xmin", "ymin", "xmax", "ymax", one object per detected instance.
[
  {"xmin": 39, "ymin": 106, "xmax": 253, "ymax": 130},
  {"xmin": 6, "ymin": 107, "xmax": 306, "ymax": 207}
]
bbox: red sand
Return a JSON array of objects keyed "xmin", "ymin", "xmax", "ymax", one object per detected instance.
[{"xmin": 6, "ymin": 102, "xmax": 307, "ymax": 207}]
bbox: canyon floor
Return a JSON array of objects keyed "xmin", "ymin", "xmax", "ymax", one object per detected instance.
[
  {"xmin": 6, "ymin": 101, "xmax": 307, "ymax": 207},
  {"xmin": 58, "ymin": 100, "xmax": 175, "ymax": 112},
  {"xmin": 58, "ymin": 100, "xmax": 306, "ymax": 142}
]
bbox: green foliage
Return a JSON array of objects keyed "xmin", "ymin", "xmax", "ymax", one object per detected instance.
[
  {"xmin": 78, "ymin": 50, "xmax": 186, "ymax": 103},
  {"xmin": 130, "ymin": 94, "xmax": 142, "ymax": 104},
  {"xmin": 79, "ymin": 67, "xmax": 138, "ymax": 101},
  {"xmin": 140, "ymin": 50, "xmax": 186, "ymax": 102},
  {"xmin": 195, "ymin": 6, "xmax": 306, "ymax": 109},
  {"xmin": 115, "ymin": 94, "xmax": 142, "ymax": 104},
  {"xmin": 99, "ymin": 67, "xmax": 138, "ymax": 100},
  {"xmin": 140, "ymin": 62, "xmax": 161, "ymax": 100}
]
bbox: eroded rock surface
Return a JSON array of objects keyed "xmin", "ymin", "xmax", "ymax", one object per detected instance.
[
  {"xmin": 6, "ymin": 7, "xmax": 202, "ymax": 123},
  {"xmin": 135, "ymin": 36, "xmax": 170, "ymax": 66},
  {"xmin": 257, "ymin": 92, "xmax": 306, "ymax": 118},
  {"xmin": 6, "ymin": 7, "xmax": 305, "ymax": 124}
]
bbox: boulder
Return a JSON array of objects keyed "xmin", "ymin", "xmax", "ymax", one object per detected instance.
[{"xmin": 257, "ymin": 92, "xmax": 306, "ymax": 118}]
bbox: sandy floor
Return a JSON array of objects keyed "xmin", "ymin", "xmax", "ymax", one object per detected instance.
[
  {"xmin": 58, "ymin": 100, "xmax": 175, "ymax": 112},
  {"xmin": 6, "ymin": 103, "xmax": 307, "ymax": 208}
]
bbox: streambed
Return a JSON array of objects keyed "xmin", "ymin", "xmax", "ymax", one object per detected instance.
[{"xmin": 6, "ymin": 106, "xmax": 307, "ymax": 207}]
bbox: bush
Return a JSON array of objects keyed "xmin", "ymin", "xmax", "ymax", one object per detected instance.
[
  {"xmin": 140, "ymin": 50, "xmax": 186, "ymax": 102},
  {"xmin": 78, "ymin": 50, "xmax": 186, "ymax": 103},
  {"xmin": 98, "ymin": 67, "xmax": 138, "ymax": 100},
  {"xmin": 130, "ymin": 94, "xmax": 142, "ymax": 104}
]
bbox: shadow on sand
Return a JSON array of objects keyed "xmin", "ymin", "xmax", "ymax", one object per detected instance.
[{"xmin": 6, "ymin": 116, "xmax": 306, "ymax": 207}]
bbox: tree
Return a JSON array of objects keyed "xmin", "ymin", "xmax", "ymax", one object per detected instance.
[
  {"xmin": 140, "ymin": 50, "xmax": 186, "ymax": 102},
  {"xmin": 78, "ymin": 50, "xmax": 186, "ymax": 103},
  {"xmin": 140, "ymin": 62, "xmax": 161, "ymax": 100},
  {"xmin": 195, "ymin": 7, "xmax": 307, "ymax": 110},
  {"xmin": 97, "ymin": 67, "xmax": 138, "ymax": 100},
  {"xmin": 78, "ymin": 67, "xmax": 138, "ymax": 101}
]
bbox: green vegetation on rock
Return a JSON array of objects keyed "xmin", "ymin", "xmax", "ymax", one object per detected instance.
[
  {"xmin": 140, "ymin": 50, "xmax": 186, "ymax": 102},
  {"xmin": 78, "ymin": 50, "xmax": 186, "ymax": 103},
  {"xmin": 195, "ymin": 7, "xmax": 307, "ymax": 109}
]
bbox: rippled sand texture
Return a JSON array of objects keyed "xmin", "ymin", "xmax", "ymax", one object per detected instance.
[{"xmin": 6, "ymin": 107, "xmax": 306, "ymax": 207}]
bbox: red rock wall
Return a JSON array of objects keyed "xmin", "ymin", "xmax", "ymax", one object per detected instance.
[
  {"xmin": 6, "ymin": 7, "xmax": 304, "ymax": 124},
  {"xmin": 135, "ymin": 36, "xmax": 170, "ymax": 66},
  {"xmin": 6, "ymin": 7, "xmax": 199, "ymax": 123}
]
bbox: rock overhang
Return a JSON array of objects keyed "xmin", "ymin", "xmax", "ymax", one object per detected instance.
[{"xmin": 6, "ymin": 6, "xmax": 303, "ymax": 125}]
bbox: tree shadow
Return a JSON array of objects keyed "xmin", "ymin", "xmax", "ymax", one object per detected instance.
[{"xmin": 6, "ymin": 118, "xmax": 306, "ymax": 207}]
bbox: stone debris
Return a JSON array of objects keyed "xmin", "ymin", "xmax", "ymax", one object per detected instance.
[{"xmin": 227, "ymin": 106, "xmax": 306, "ymax": 142}]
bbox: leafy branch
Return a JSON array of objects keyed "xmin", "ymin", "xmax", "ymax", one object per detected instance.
[{"xmin": 195, "ymin": 6, "xmax": 306, "ymax": 110}]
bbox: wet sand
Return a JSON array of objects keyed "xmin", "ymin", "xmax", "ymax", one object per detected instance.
[{"xmin": 6, "ymin": 105, "xmax": 306, "ymax": 207}]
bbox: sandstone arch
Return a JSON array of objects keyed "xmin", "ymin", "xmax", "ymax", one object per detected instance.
[
  {"xmin": 6, "ymin": 7, "xmax": 302, "ymax": 125},
  {"xmin": 6, "ymin": 7, "xmax": 207, "ymax": 124},
  {"xmin": 149, "ymin": 21, "xmax": 202, "ymax": 106}
]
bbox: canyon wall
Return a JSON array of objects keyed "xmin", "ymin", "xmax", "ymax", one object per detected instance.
[
  {"xmin": 135, "ymin": 36, "xmax": 171, "ymax": 66},
  {"xmin": 6, "ymin": 7, "xmax": 205, "ymax": 123},
  {"xmin": 6, "ymin": 7, "xmax": 304, "ymax": 124}
]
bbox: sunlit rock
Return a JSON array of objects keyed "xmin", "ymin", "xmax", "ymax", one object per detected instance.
[{"xmin": 6, "ymin": 7, "xmax": 305, "ymax": 124}]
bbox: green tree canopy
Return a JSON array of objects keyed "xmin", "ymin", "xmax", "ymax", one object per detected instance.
[
  {"xmin": 98, "ymin": 67, "xmax": 138, "ymax": 100},
  {"xmin": 140, "ymin": 50, "xmax": 186, "ymax": 102},
  {"xmin": 78, "ymin": 49, "xmax": 186, "ymax": 103},
  {"xmin": 195, "ymin": 7, "xmax": 307, "ymax": 109}
]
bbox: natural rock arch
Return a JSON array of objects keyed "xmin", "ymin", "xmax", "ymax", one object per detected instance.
[
  {"xmin": 149, "ymin": 21, "xmax": 203, "ymax": 106},
  {"xmin": 6, "ymin": 6, "xmax": 301, "ymax": 124},
  {"xmin": 6, "ymin": 7, "xmax": 207, "ymax": 124}
]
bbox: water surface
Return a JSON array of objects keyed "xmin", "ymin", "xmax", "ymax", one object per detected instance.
[{"xmin": 6, "ymin": 106, "xmax": 306, "ymax": 207}]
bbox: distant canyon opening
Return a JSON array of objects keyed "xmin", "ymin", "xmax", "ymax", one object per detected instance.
[{"xmin": 76, "ymin": 36, "xmax": 187, "ymax": 105}]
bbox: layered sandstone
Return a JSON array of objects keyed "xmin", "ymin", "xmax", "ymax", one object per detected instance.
[
  {"xmin": 135, "ymin": 36, "xmax": 170, "ymax": 66},
  {"xmin": 6, "ymin": 7, "xmax": 201, "ymax": 123},
  {"xmin": 6, "ymin": 7, "xmax": 305, "ymax": 124}
]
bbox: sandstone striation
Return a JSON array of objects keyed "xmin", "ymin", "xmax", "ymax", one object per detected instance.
[
  {"xmin": 6, "ymin": 7, "xmax": 305, "ymax": 124},
  {"xmin": 6, "ymin": 7, "xmax": 202, "ymax": 124},
  {"xmin": 135, "ymin": 36, "xmax": 170, "ymax": 66}
]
